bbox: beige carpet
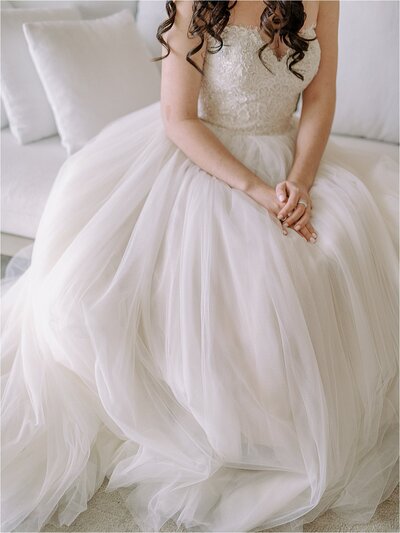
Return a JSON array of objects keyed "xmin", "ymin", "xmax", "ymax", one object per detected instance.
[{"xmin": 41, "ymin": 483, "xmax": 399, "ymax": 532}]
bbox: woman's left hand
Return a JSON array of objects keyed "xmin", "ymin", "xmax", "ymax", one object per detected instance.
[{"xmin": 275, "ymin": 180, "xmax": 318, "ymax": 242}]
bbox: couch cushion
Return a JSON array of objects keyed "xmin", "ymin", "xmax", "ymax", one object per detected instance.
[
  {"xmin": 329, "ymin": 134, "xmax": 399, "ymax": 161},
  {"xmin": 1, "ymin": 128, "xmax": 67, "ymax": 239}
]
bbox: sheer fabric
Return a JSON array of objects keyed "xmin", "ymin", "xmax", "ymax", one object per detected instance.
[{"xmin": 1, "ymin": 25, "xmax": 398, "ymax": 533}]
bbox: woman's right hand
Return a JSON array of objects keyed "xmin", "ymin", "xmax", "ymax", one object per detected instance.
[{"xmin": 244, "ymin": 179, "xmax": 316, "ymax": 242}]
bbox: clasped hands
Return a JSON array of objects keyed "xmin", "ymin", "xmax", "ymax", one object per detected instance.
[
  {"xmin": 274, "ymin": 179, "xmax": 317, "ymax": 243},
  {"xmin": 244, "ymin": 177, "xmax": 318, "ymax": 243}
]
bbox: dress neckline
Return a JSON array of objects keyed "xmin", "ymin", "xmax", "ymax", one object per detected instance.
[{"xmin": 221, "ymin": 23, "xmax": 318, "ymax": 63}]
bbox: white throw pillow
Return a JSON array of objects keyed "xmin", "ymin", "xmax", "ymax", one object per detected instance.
[
  {"xmin": 331, "ymin": 0, "xmax": 399, "ymax": 144},
  {"xmin": 1, "ymin": 7, "xmax": 81, "ymax": 143},
  {"xmin": 23, "ymin": 9, "xmax": 161, "ymax": 155}
]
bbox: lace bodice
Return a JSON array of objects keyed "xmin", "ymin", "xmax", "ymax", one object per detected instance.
[{"xmin": 198, "ymin": 25, "xmax": 321, "ymax": 136}]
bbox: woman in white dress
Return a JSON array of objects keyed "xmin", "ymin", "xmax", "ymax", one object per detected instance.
[{"xmin": 1, "ymin": 1, "xmax": 398, "ymax": 532}]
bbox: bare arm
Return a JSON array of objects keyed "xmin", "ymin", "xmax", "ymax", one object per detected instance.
[
  {"xmin": 160, "ymin": 1, "xmax": 264, "ymax": 194},
  {"xmin": 160, "ymin": 1, "xmax": 319, "ymax": 242},
  {"xmin": 286, "ymin": 0, "xmax": 340, "ymax": 193}
]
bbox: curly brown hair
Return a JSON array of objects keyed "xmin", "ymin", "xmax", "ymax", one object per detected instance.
[{"xmin": 152, "ymin": 1, "xmax": 317, "ymax": 81}]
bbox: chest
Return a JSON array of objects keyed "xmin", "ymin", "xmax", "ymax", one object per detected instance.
[
  {"xmin": 227, "ymin": 0, "xmax": 319, "ymax": 60},
  {"xmin": 203, "ymin": 25, "xmax": 321, "ymax": 95}
]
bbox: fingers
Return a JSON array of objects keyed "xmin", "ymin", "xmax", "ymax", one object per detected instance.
[
  {"xmin": 281, "ymin": 203, "xmax": 305, "ymax": 228},
  {"xmin": 277, "ymin": 189, "xmax": 299, "ymax": 220},
  {"xmin": 294, "ymin": 215, "xmax": 318, "ymax": 240},
  {"xmin": 298, "ymin": 225, "xmax": 313, "ymax": 242},
  {"xmin": 281, "ymin": 211, "xmax": 318, "ymax": 243},
  {"xmin": 286, "ymin": 223, "xmax": 318, "ymax": 243},
  {"xmin": 274, "ymin": 183, "xmax": 318, "ymax": 243},
  {"xmin": 275, "ymin": 182, "xmax": 288, "ymax": 203}
]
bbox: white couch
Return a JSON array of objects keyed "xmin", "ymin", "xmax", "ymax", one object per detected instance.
[{"xmin": 1, "ymin": 0, "xmax": 399, "ymax": 257}]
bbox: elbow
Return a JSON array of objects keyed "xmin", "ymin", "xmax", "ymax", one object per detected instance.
[
  {"xmin": 161, "ymin": 104, "xmax": 177, "ymax": 140},
  {"xmin": 162, "ymin": 119, "xmax": 176, "ymax": 141},
  {"xmin": 161, "ymin": 104, "xmax": 183, "ymax": 140},
  {"xmin": 160, "ymin": 96, "xmax": 200, "ymax": 141},
  {"xmin": 163, "ymin": 118, "xmax": 184, "ymax": 144},
  {"xmin": 302, "ymin": 86, "xmax": 336, "ymax": 121},
  {"xmin": 161, "ymin": 110, "xmax": 199, "ymax": 143},
  {"xmin": 303, "ymin": 84, "xmax": 336, "ymax": 108}
]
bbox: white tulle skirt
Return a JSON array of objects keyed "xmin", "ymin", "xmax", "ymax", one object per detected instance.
[{"xmin": 1, "ymin": 101, "xmax": 398, "ymax": 533}]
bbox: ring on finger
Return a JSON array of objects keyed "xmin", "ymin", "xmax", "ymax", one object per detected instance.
[{"xmin": 297, "ymin": 199, "xmax": 308, "ymax": 209}]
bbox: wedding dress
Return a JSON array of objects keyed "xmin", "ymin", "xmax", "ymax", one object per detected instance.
[{"xmin": 1, "ymin": 23, "xmax": 399, "ymax": 533}]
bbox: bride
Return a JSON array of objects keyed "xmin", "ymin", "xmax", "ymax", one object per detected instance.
[{"xmin": 1, "ymin": 1, "xmax": 398, "ymax": 532}]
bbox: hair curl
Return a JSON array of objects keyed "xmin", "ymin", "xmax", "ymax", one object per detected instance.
[{"xmin": 152, "ymin": 1, "xmax": 317, "ymax": 81}]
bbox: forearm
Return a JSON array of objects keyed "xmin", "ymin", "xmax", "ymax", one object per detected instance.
[
  {"xmin": 288, "ymin": 92, "xmax": 336, "ymax": 191},
  {"xmin": 164, "ymin": 118, "xmax": 264, "ymax": 193}
]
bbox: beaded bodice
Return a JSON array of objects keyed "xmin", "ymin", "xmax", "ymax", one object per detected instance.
[{"xmin": 198, "ymin": 25, "xmax": 321, "ymax": 136}]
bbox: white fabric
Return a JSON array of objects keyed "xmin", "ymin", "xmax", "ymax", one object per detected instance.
[
  {"xmin": 331, "ymin": 0, "xmax": 399, "ymax": 144},
  {"xmin": 1, "ymin": 100, "xmax": 8, "ymax": 130},
  {"xmin": 1, "ymin": 128, "xmax": 67, "ymax": 239},
  {"xmin": 1, "ymin": 22, "xmax": 399, "ymax": 533},
  {"xmin": 1, "ymin": 7, "xmax": 81, "ymax": 144},
  {"xmin": 2, "ymin": 125, "xmax": 397, "ymax": 242},
  {"xmin": 23, "ymin": 9, "xmax": 161, "ymax": 155}
]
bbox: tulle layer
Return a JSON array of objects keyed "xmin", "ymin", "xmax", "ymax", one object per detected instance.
[{"xmin": 1, "ymin": 101, "xmax": 398, "ymax": 532}]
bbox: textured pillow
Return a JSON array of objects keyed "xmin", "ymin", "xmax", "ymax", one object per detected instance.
[
  {"xmin": 1, "ymin": 7, "xmax": 81, "ymax": 143},
  {"xmin": 23, "ymin": 9, "xmax": 161, "ymax": 155},
  {"xmin": 331, "ymin": 0, "xmax": 399, "ymax": 144}
]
